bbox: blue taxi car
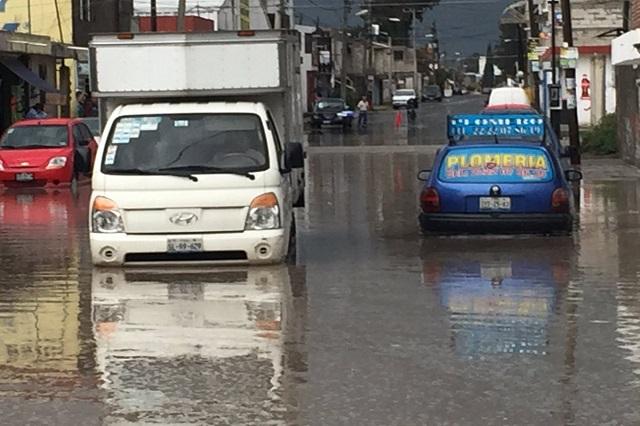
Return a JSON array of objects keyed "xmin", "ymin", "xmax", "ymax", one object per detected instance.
[{"xmin": 418, "ymin": 114, "xmax": 582, "ymax": 234}]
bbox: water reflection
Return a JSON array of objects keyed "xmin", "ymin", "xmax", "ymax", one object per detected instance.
[
  {"xmin": 92, "ymin": 265, "xmax": 307, "ymax": 424},
  {"xmin": 422, "ymin": 237, "xmax": 574, "ymax": 357},
  {"xmin": 0, "ymin": 187, "xmax": 96, "ymax": 401}
]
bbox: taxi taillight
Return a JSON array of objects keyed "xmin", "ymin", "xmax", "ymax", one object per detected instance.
[
  {"xmin": 421, "ymin": 187, "xmax": 440, "ymax": 213},
  {"xmin": 552, "ymin": 188, "xmax": 570, "ymax": 213}
]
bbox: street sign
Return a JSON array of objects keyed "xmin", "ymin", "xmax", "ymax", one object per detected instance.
[{"xmin": 560, "ymin": 47, "xmax": 578, "ymax": 69}]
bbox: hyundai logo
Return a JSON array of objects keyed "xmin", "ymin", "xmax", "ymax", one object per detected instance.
[
  {"xmin": 490, "ymin": 185, "xmax": 501, "ymax": 196},
  {"xmin": 169, "ymin": 212, "xmax": 198, "ymax": 226}
]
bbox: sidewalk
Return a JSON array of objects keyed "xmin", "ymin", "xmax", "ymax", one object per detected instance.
[{"xmin": 581, "ymin": 157, "xmax": 640, "ymax": 181}]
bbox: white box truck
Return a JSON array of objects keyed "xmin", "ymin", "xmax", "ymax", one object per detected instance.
[{"xmin": 89, "ymin": 31, "xmax": 305, "ymax": 266}]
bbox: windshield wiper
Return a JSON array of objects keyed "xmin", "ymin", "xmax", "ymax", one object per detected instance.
[
  {"xmin": 158, "ymin": 165, "xmax": 256, "ymax": 181},
  {"xmin": 108, "ymin": 167, "xmax": 199, "ymax": 182}
]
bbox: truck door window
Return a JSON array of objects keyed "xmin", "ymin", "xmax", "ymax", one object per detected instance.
[
  {"xmin": 72, "ymin": 126, "xmax": 84, "ymax": 146},
  {"xmin": 266, "ymin": 111, "xmax": 283, "ymax": 166}
]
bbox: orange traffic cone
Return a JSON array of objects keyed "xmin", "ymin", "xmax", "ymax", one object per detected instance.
[{"xmin": 395, "ymin": 110, "xmax": 402, "ymax": 128}]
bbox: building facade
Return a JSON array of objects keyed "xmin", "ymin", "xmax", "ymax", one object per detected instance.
[
  {"xmin": 0, "ymin": 0, "xmax": 133, "ymax": 118},
  {"xmin": 526, "ymin": 0, "xmax": 622, "ymax": 127},
  {"xmin": 612, "ymin": 0, "xmax": 640, "ymax": 165}
]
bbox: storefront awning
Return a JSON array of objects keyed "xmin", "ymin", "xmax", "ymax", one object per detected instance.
[{"xmin": 0, "ymin": 57, "xmax": 58, "ymax": 93}]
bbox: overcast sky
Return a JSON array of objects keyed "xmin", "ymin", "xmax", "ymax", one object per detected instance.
[{"xmin": 295, "ymin": 0, "xmax": 515, "ymax": 56}]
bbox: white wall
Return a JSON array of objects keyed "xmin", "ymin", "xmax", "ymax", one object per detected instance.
[
  {"xmin": 606, "ymin": 54, "xmax": 616, "ymax": 116},
  {"xmin": 576, "ymin": 54, "xmax": 615, "ymax": 126},
  {"xmin": 576, "ymin": 56, "xmax": 592, "ymax": 126},
  {"xmin": 296, "ymin": 24, "xmax": 316, "ymax": 112}
]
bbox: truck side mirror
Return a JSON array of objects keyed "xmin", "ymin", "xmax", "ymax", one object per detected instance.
[
  {"xmin": 417, "ymin": 169, "xmax": 431, "ymax": 181},
  {"xmin": 565, "ymin": 169, "xmax": 583, "ymax": 182},
  {"xmin": 284, "ymin": 142, "xmax": 304, "ymax": 170}
]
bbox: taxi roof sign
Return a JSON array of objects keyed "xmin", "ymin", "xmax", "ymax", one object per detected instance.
[{"xmin": 447, "ymin": 114, "xmax": 545, "ymax": 143}]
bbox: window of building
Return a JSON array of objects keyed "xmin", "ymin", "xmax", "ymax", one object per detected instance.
[
  {"xmin": 394, "ymin": 50, "xmax": 404, "ymax": 62},
  {"xmin": 305, "ymin": 33, "xmax": 312, "ymax": 54},
  {"xmin": 80, "ymin": 0, "xmax": 92, "ymax": 22}
]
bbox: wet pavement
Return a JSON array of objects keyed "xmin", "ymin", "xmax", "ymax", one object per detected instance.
[{"xmin": 1, "ymin": 95, "xmax": 640, "ymax": 424}]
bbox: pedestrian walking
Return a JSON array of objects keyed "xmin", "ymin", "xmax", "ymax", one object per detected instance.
[
  {"xmin": 407, "ymin": 106, "xmax": 416, "ymax": 122},
  {"xmin": 357, "ymin": 96, "xmax": 369, "ymax": 129}
]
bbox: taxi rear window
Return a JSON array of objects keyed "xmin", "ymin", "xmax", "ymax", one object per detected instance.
[{"xmin": 439, "ymin": 146, "xmax": 554, "ymax": 183}]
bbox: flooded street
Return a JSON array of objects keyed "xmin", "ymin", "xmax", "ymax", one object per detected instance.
[{"xmin": 2, "ymin": 97, "xmax": 640, "ymax": 425}]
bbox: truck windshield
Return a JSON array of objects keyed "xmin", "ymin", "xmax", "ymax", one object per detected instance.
[
  {"xmin": 0, "ymin": 126, "xmax": 68, "ymax": 149},
  {"xmin": 102, "ymin": 114, "xmax": 269, "ymax": 174}
]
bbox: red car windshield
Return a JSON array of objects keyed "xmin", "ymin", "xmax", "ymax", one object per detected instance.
[{"xmin": 0, "ymin": 126, "xmax": 68, "ymax": 149}]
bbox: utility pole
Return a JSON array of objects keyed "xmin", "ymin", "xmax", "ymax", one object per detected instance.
[
  {"xmin": 280, "ymin": 0, "xmax": 288, "ymax": 29},
  {"xmin": 527, "ymin": 0, "xmax": 540, "ymax": 109},
  {"xmin": 177, "ymin": 0, "xmax": 186, "ymax": 32},
  {"xmin": 549, "ymin": 0, "xmax": 561, "ymax": 138},
  {"xmin": 561, "ymin": 0, "xmax": 580, "ymax": 166},
  {"xmin": 411, "ymin": 8, "xmax": 418, "ymax": 93},
  {"xmin": 340, "ymin": 0, "xmax": 351, "ymax": 101},
  {"xmin": 367, "ymin": 0, "xmax": 374, "ymax": 96},
  {"xmin": 27, "ymin": 0, "xmax": 31, "ymax": 34},
  {"xmin": 550, "ymin": 0, "xmax": 557, "ymax": 86},
  {"xmin": 150, "ymin": 0, "xmax": 158, "ymax": 32}
]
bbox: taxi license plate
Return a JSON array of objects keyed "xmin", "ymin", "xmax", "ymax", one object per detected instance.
[
  {"xmin": 479, "ymin": 197, "xmax": 511, "ymax": 211},
  {"xmin": 15, "ymin": 173, "xmax": 34, "ymax": 182},
  {"xmin": 167, "ymin": 238, "xmax": 203, "ymax": 253}
]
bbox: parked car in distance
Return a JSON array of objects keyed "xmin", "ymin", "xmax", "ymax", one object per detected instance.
[
  {"xmin": 393, "ymin": 89, "xmax": 418, "ymax": 109},
  {"xmin": 422, "ymin": 85, "xmax": 443, "ymax": 102},
  {"xmin": 0, "ymin": 118, "xmax": 97, "ymax": 189},
  {"xmin": 418, "ymin": 113, "xmax": 582, "ymax": 235},
  {"xmin": 311, "ymin": 98, "xmax": 353, "ymax": 130}
]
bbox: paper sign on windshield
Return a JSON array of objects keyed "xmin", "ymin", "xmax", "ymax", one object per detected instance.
[
  {"xmin": 440, "ymin": 147, "xmax": 553, "ymax": 183},
  {"xmin": 448, "ymin": 114, "xmax": 545, "ymax": 140}
]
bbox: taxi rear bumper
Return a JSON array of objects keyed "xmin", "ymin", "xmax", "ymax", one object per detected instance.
[{"xmin": 420, "ymin": 213, "xmax": 573, "ymax": 234}]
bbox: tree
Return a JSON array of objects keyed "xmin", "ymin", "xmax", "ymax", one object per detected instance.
[{"xmin": 481, "ymin": 44, "xmax": 495, "ymax": 89}]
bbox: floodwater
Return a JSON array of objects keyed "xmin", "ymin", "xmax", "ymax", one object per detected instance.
[{"xmin": 1, "ymin": 97, "xmax": 640, "ymax": 424}]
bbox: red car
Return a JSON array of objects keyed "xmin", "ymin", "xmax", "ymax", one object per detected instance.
[{"xmin": 0, "ymin": 118, "xmax": 98, "ymax": 189}]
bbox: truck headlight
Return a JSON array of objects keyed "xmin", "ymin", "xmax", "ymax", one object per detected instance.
[
  {"xmin": 46, "ymin": 156, "xmax": 68, "ymax": 169},
  {"xmin": 92, "ymin": 196, "xmax": 125, "ymax": 233},
  {"xmin": 245, "ymin": 192, "xmax": 280, "ymax": 230}
]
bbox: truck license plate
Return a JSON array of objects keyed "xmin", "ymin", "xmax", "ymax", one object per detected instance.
[
  {"xmin": 15, "ymin": 173, "xmax": 34, "ymax": 182},
  {"xmin": 479, "ymin": 197, "xmax": 511, "ymax": 211},
  {"xmin": 167, "ymin": 238, "xmax": 203, "ymax": 253}
]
